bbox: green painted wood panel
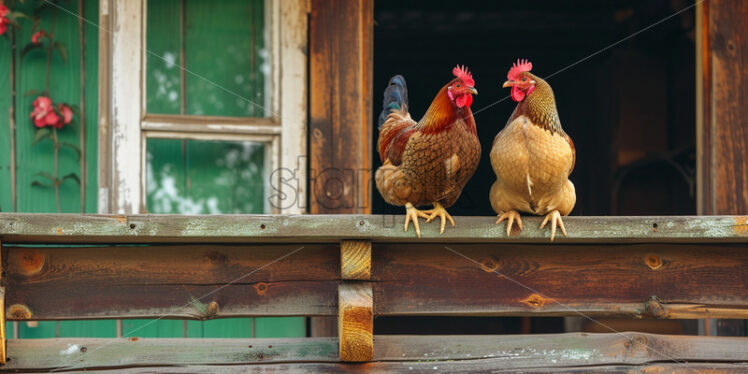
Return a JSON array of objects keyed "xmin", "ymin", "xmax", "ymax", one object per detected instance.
[
  {"xmin": 18, "ymin": 321, "xmax": 56, "ymax": 339},
  {"xmin": 58, "ymin": 320, "xmax": 116, "ymax": 337},
  {"xmin": 15, "ymin": 1, "xmax": 80, "ymax": 213},
  {"xmin": 82, "ymin": 0, "xmax": 99, "ymax": 213},
  {"xmin": 255, "ymin": 317, "xmax": 306, "ymax": 338},
  {"xmin": 186, "ymin": 320, "xmax": 253, "ymax": 338},
  {"xmin": 123, "ymin": 319, "xmax": 184, "ymax": 338},
  {"xmin": 0, "ymin": 27, "xmax": 12, "ymax": 212},
  {"xmin": 0, "ymin": 0, "xmax": 98, "ymax": 214}
]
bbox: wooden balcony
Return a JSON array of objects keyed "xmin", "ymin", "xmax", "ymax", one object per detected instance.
[{"xmin": 0, "ymin": 214, "xmax": 747, "ymax": 372}]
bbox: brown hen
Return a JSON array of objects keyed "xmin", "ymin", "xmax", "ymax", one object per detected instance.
[{"xmin": 376, "ymin": 66, "xmax": 481, "ymax": 237}]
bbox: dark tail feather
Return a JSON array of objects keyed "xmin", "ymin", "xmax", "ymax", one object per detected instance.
[{"xmin": 378, "ymin": 75, "xmax": 408, "ymax": 129}]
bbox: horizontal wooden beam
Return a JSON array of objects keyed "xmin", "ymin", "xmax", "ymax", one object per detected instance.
[
  {"xmin": 1, "ymin": 214, "xmax": 748, "ymax": 244},
  {"xmin": 3, "ymin": 333, "xmax": 748, "ymax": 372},
  {"xmin": 4, "ymin": 242, "xmax": 747, "ymax": 320},
  {"xmin": 5, "ymin": 245, "xmax": 339, "ymax": 319},
  {"xmin": 372, "ymin": 243, "xmax": 748, "ymax": 318}
]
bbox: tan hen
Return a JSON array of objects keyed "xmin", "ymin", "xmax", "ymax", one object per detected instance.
[{"xmin": 490, "ymin": 59, "xmax": 576, "ymax": 241}]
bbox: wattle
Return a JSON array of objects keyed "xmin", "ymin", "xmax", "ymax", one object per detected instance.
[
  {"xmin": 511, "ymin": 86, "xmax": 525, "ymax": 102},
  {"xmin": 456, "ymin": 94, "xmax": 473, "ymax": 108}
]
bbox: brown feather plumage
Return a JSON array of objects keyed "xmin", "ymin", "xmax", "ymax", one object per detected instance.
[
  {"xmin": 490, "ymin": 72, "xmax": 576, "ymax": 218},
  {"xmin": 376, "ymin": 78, "xmax": 480, "ymax": 209}
]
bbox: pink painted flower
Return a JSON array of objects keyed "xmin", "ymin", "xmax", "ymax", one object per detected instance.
[
  {"xmin": 30, "ymin": 96, "xmax": 59, "ymax": 128},
  {"xmin": 58, "ymin": 104, "xmax": 73, "ymax": 125},
  {"xmin": 32, "ymin": 30, "xmax": 45, "ymax": 44},
  {"xmin": 0, "ymin": 17, "xmax": 8, "ymax": 37},
  {"xmin": 0, "ymin": 4, "xmax": 9, "ymax": 18}
]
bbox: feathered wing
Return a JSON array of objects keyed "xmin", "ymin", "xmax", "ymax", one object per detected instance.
[
  {"xmin": 377, "ymin": 75, "xmax": 418, "ymax": 165},
  {"xmin": 564, "ymin": 132, "xmax": 575, "ymax": 175}
]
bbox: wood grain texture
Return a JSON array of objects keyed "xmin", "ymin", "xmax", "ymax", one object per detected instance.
[
  {"xmin": 701, "ymin": 0, "xmax": 748, "ymax": 215},
  {"xmin": 2, "ymin": 214, "xmax": 748, "ymax": 244},
  {"xmin": 700, "ymin": 0, "xmax": 748, "ymax": 338},
  {"xmin": 4, "ymin": 244, "xmax": 338, "ymax": 319},
  {"xmin": 341, "ymin": 240, "xmax": 371, "ymax": 280},
  {"xmin": 20, "ymin": 363, "xmax": 745, "ymax": 373},
  {"xmin": 0, "ymin": 287, "xmax": 5, "ymax": 365},
  {"xmin": 0, "ymin": 239, "xmax": 5, "ymax": 364},
  {"xmin": 309, "ymin": 0, "xmax": 373, "ymax": 214},
  {"xmin": 372, "ymin": 243, "xmax": 748, "ymax": 318},
  {"xmin": 338, "ymin": 283, "xmax": 373, "ymax": 361},
  {"xmin": 2, "ymin": 241, "xmax": 747, "ymax": 320},
  {"xmin": 3, "ymin": 333, "xmax": 748, "ymax": 372}
]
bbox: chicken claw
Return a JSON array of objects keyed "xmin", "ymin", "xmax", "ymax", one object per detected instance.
[
  {"xmin": 423, "ymin": 202, "xmax": 455, "ymax": 234},
  {"xmin": 496, "ymin": 210, "xmax": 523, "ymax": 236},
  {"xmin": 404, "ymin": 202, "xmax": 430, "ymax": 238},
  {"xmin": 540, "ymin": 210, "xmax": 567, "ymax": 241}
]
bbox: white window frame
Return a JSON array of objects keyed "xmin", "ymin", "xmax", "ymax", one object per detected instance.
[{"xmin": 97, "ymin": 0, "xmax": 308, "ymax": 215}]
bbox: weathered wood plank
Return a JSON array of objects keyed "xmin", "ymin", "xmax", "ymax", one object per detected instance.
[
  {"xmin": 5, "ymin": 244, "xmax": 339, "ymax": 319},
  {"xmin": 54, "ymin": 364, "xmax": 748, "ymax": 373},
  {"xmin": 373, "ymin": 243, "xmax": 748, "ymax": 318},
  {"xmin": 5, "ymin": 242, "xmax": 747, "ymax": 320},
  {"xmin": 699, "ymin": 0, "xmax": 748, "ymax": 216},
  {"xmin": 338, "ymin": 283, "xmax": 373, "ymax": 361},
  {"xmin": 0, "ymin": 287, "xmax": 5, "ymax": 365},
  {"xmin": 699, "ymin": 0, "xmax": 748, "ymax": 338},
  {"xmin": 0, "ymin": 239, "xmax": 5, "ymax": 364},
  {"xmin": 341, "ymin": 240, "xmax": 371, "ymax": 280},
  {"xmin": 309, "ymin": 0, "xmax": 373, "ymax": 215},
  {"xmin": 62, "ymin": 364, "xmax": 748, "ymax": 374},
  {"xmin": 1, "ymin": 214, "xmax": 747, "ymax": 244},
  {"xmin": 3, "ymin": 334, "xmax": 747, "ymax": 372}
]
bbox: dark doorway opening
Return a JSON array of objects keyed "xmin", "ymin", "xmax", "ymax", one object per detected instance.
[{"xmin": 372, "ymin": 0, "xmax": 696, "ymax": 334}]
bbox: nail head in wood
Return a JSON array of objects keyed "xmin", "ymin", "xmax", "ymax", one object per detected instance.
[
  {"xmin": 340, "ymin": 240, "xmax": 371, "ymax": 280},
  {"xmin": 338, "ymin": 283, "xmax": 373, "ymax": 362}
]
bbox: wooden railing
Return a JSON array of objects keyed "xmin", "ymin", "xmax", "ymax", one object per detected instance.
[{"xmin": 0, "ymin": 214, "xmax": 747, "ymax": 372}]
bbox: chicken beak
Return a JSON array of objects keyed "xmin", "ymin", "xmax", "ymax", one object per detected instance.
[
  {"xmin": 468, "ymin": 87, "xmax": 478, "ymax": 95},
  {"xmin": 502, "ymin": 80, "xmax": 516, "ymax": 88}
]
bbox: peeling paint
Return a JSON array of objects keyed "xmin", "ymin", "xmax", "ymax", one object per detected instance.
[{"xmin": 59, "ymin": 344, "xmax": 80, "ymax": 356}]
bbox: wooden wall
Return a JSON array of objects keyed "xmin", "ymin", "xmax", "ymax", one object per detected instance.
[
  {"xmin": 698, "ymin": 0, "xmax": 748, "ymax": 337},
  {"xmin": 0, "ymin": 0, "xmax": 98, "ymax": 214},
  {"xmin": 309, "ymin": 0, "xmax": 373, "ymax": 215},
  {"xmin": 308, "ymin": 0, "xmax": 373, "ymax": 337},
  {"xmin": 699, "ymin": 0, "xmax": 748, "ymax": 216}
]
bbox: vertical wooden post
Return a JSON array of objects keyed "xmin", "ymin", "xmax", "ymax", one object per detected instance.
[
  {"xmin": 697, "ymin": 0, "xmax": 748, "ymax": 336},
  {"xmin": 308, "ymin": 0, "xmax": 374, "ymax": 337},
  {"xmin": 309, "ymin": 0, "xmax": 374, "ymax": 214},
  {"xmin": 338, "ymin": 240, "xmax": 373, "ymax": 362},
  {"xmin": 698, "ymin": 0, "xmax": 748, "ymax": 215}
]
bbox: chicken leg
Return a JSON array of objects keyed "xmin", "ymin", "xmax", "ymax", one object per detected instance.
[
  {"xmin": 496, "ymin": 210, "xmax": 523, "ymax": 236},
  {"xmin": 540, "ymin": 210, "xmax": 567, "ymax": 241},
  {"xmin": 404, "ymin": 202, "xmax": 430, "ymax": 238},
  {"xmin": 423, "ymin": 202, "xmax": 455, "ymax": 234}
]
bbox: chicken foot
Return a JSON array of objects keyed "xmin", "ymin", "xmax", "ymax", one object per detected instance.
[
  {"xmin": 404, "ymin": 202, "xmax": 430, "ymax": 238},
  {"xmin": 540, "ymin": 209, "xmax": 567, "ymax": 241},
  {"xmin": 423, "ymin": 202, "xmax": 455, "ymax": 234},
  {"xmin": 496, "ymin": 210, "xmax": 523, "ymax": 236}
]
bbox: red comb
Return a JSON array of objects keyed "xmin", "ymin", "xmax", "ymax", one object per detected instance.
[
  {"xmin": 452, "ymin": 65, "xmax": 475, "ymax": 87},
  {"xmin": 507, "ymin": 59, "xmax": 533, "ymax": 81}
]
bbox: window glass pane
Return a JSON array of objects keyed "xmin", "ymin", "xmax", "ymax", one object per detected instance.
[
  {"xmin": 146, "ymin": 138, "xmax": 267, "ymax": 214},
  {"xmin": 146, "ymin": 0, "xmax": 268, "ymax": 117},
  {"xmin": 146, "ymin": 0, "xmax": 182, "ymax": 115}
]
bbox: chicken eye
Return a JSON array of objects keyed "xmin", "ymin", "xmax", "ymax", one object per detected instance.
[
  {"xmin": 521, "ymin": 77, "xmax": 528, "ymax": 82},
  {"xmin": 455, "ymin": 84, "xmax": 461, "ymax": 88}
]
